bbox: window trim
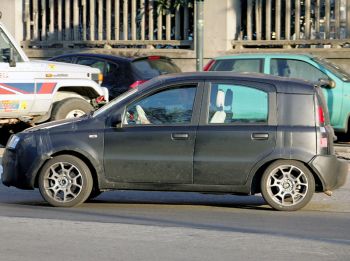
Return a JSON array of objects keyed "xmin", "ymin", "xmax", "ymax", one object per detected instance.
[
  {"xmin": 121, "ymin": 82, "xmax": 204, "ymax": 128},
  {"xmin": 200, "ymin": 80, "xmax": 276, "ymax": 126}
]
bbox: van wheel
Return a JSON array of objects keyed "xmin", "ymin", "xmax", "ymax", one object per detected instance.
[
  {"xmin": 51, "ymin": 98, "xmax": 93, "ymax": 121},
  {"xmin": 38, "ymin": 155, "xmax": 93, "ymax": 207},
  {"xmin": 261, "ymin": 160, "xmax": 315, "ymax": 211}
]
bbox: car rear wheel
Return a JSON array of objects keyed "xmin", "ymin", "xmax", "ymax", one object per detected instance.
[
  {"xmin": 261, "ymin": 160, "xmax": 315, "ymax": 211},
  {"xmin": 38, "ymin": 155, "xmax": 93, "ymax": 207},
  {"xmin": 50, "ymin": 98, "xmax": 93, "ymax": 121}
]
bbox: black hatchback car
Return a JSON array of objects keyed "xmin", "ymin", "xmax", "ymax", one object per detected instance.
[
  {"xmin": 2, "ymin": 72, "xmax": 347, "ymax": 211},
  {"xmin": 49, "ymin": 53, "xmax": 181, "ymax": 99}
]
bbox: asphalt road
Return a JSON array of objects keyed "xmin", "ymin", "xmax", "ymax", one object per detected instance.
[{"xmin": 0, "ymin": 148, "xmax": 349, "ymax": 261}]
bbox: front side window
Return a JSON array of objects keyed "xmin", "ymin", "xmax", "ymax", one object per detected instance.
[
  {"xmin": 270, "ymin": 59, "xmax": 328, "ymax": 82},
  {"xmin": 0, "ymin": 28, "xmax": 22, "ymax": 62},
  {"xmin": 208, "ymin": 83, "xmax": 268, "ymax": 124},
  {"xmin": 124, "ymin": 86, "xmax": 196, "ymax": 125},
  {"xmin": 211, "ymin": 59, "xmax": 263, "ymax": 73}
]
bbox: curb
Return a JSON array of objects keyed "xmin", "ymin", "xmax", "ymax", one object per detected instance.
[{"xmin": 334, "ymin": 145, "xmax": 350, "ymax": 153}]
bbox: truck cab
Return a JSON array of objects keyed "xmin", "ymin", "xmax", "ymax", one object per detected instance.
[{"xmin": 0, "ymin": 22, "xmax": 108, "ymax": 127}]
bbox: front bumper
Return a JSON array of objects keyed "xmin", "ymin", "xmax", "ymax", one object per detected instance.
[
  {"xmin": 2, "ymin": 137, "xmax": 49, "ymax": 190},
  {"xmin": 2, "ymin": 149, "xmax": 35, "ymax": 189},
  {"xmin": 309, "ymin": 155, "xmax": 348, "ymax": 191}
]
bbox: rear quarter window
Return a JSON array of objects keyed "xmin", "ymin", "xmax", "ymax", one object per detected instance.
[{"xmin": 278, "ymin": 93, "xmax": 315, "ymax": 126}]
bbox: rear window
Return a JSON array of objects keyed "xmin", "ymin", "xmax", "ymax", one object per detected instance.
[
  {"xmin": 210, "ymin": 59, "xmax": 263, "ymax": 73},
  {"xmin": 132, "ymin": 58, "xmax": 181, "ymax": 78}
]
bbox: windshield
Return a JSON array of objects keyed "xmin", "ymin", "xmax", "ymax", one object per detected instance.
[
  {"xmin": 313, "ymin": 57, "xmax": 350, "ymax": 82},
  {"xmin": 93, "ymin": 88, "xmax": 138, "ymax": 117},
  {"xmin": 132, "ymin": 58, "xmax": 181, "ymax": 78},
  {"xmin": 0, "ymin": 28, "xmax": 23, "ymax": 62}
]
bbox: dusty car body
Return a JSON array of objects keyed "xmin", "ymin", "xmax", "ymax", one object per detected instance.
[{"xmin": 2, "ymin": 72, "xmax": 347, "ymax": 211}]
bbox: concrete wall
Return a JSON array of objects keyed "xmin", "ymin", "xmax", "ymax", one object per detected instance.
[
  {"xmin": 204, "ymin": 0, "xmax": 241, "ymax": 57},
  {"xmin": 3, "ymin": 0, "xmax": 350, "ymax": 74},
  {"xmin": 0, "ymin": 0, "xmax": 23, "ymax": 43}
]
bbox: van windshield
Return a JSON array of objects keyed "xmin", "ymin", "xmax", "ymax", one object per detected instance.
[
  {"xmin": 313, "ymin": 57, "xmax": 350, "ymax": 82},
  {"xmin": 0, "ymin": 28, "xmax": 23, "ymax": 62}
]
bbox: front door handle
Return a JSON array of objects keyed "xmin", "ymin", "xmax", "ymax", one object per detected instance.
[
  {"xmin": 252, "ymin": 133, "xmax": 269, "ymax": 140},
  {"xmin": 171, "ymin": 133, "xmax": 189, "ymax": 140}
]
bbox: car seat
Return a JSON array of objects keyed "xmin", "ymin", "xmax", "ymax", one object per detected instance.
[{"xmin": 210, "ymin": 90, "xmax": 226, "ymax": 123}]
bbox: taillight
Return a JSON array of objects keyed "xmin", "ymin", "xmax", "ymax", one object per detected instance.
[
  {"xmin": 203, "ymin": 59, "xmax": 215, "ymax": 71},
  {"xmin": 318, "ymin": 106, "xmax": 325, "ymax": 125},
  {"xmin": 130, "ymin": 80, "xmax": 147, "ymax": 88},
  {"xmin": 317, "ymin": 105, "xmax": 328, "ymax": 149},
  {"xmin": 96, "ymin": 96, "xmax": 105, "ymax": 104},
  {"xmin": 148, "ymin": 56, "xmax": 161, "ymax": 61}
]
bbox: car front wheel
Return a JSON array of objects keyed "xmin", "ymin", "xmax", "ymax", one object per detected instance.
[
  {"xmin": 38, "ymin": 155, "xmax": 93, "ymax": 207},
  {"xmin": 261, "ymin": 160, "xmax": 315, "ymax": 211}
]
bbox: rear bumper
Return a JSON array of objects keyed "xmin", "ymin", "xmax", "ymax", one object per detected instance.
[{"xmin": 309, "ymin": 155, "xmax": 348, "ymax": 191}]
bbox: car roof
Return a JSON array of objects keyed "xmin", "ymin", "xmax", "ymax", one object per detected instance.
[
  {"xmin": 214, "ymin": 53, "xmax": 315, "ymax": 60},
  {"xmin": 50, "ymin": 53, "xmax": 173, "ymax": 63},
  {"xmin": 50, "ymin": 53, "xmax": 133, "ymax": 62},
  {"xmin": 142, "ymin": 72, "xmax": 316, "ymax": 95}
]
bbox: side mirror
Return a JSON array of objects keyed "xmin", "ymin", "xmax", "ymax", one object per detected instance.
[
  {"xmin": 318, "ymin": 78, "xmax": 336, "ymax": 89},
  {"xmin": 2, "ymin": 48, "xmax": 16, "ymax": 67},
  {"xmin": 110, "ymin": 113, "xmax": 122, "ymax": 128}
]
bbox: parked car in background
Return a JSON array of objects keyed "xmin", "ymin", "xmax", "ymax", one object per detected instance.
[
  {"xmin": 2, "ymin": 72, "xmax": 347, "ymax": 211},
  {"xmin": 49, "ymin": 54, "xmax": 181, "ymax": 100},
  {"xmin": 204, "ymin": 53, "xmax": 350, "ymax": 137}
]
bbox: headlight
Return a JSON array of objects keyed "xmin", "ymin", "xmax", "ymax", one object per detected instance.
[
  {"xmin": 92, "ymin": 73, "xmax": 103, "ymax": 85},
  {"xmin": 7, "ymin": 135, "xmax": 20, "ymax": 149}
]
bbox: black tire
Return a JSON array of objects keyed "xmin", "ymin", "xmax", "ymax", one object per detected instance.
[
  {"xmin": 38, "ymin": 155, "xmax": 93, "ymax": 207},
  {"xmin": 260, "ymin": 160, "xmax": 315, "ymax": 211},
  {"xmin": 50, "ymin": 98, "xmax": 93, "ymax": 121}
]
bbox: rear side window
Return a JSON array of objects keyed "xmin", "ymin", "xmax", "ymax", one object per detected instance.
[
  {"xmin": 210, "ymin": 59, "xmax": 263, "ymax": 73},
  {"xmin": 208, "ymin": 83, "xmax": 268, "ymax": 124},
  {"xmin": 132, "ymin": 58, "xmax": 181, "ymax": 78}
]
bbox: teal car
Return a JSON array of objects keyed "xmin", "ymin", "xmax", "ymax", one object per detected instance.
[{"xmin": 205, "ymin": 53, "xmax": 350, "ymax": 135}]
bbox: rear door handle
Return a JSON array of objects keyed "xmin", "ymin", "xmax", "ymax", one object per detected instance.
[
  {"xmin": 171, "ymin": 133, "xmax": 189, "ymax": 140},
  {"xmin": 252, "ymin": 133, "xmax": 269, "ymax": 140}
]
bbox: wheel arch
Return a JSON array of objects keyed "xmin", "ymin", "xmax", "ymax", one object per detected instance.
[
  {"xmin": 54, "ymin": 86, "xmax": 100, "ymax": 102},
  {"xmin": 34, "ymin": 150, "xmax": 100, "ymax": 191},
  {"xmin": 250, "ymin": 158, "xmax": 324, "ymax": 194}
]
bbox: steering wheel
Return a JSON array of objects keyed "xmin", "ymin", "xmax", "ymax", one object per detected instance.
[{"xmin": 136, "ymin": 105, "xmax": 151, "ymax": 124}]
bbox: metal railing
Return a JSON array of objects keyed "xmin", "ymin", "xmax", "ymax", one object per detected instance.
[
  {"xmin": 235, "ymin": 0, "xmax": 350, "ymax": 49},
  {"xmin": 22, "ymin": 0, "xmax": 193, "ymax": 48}
]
